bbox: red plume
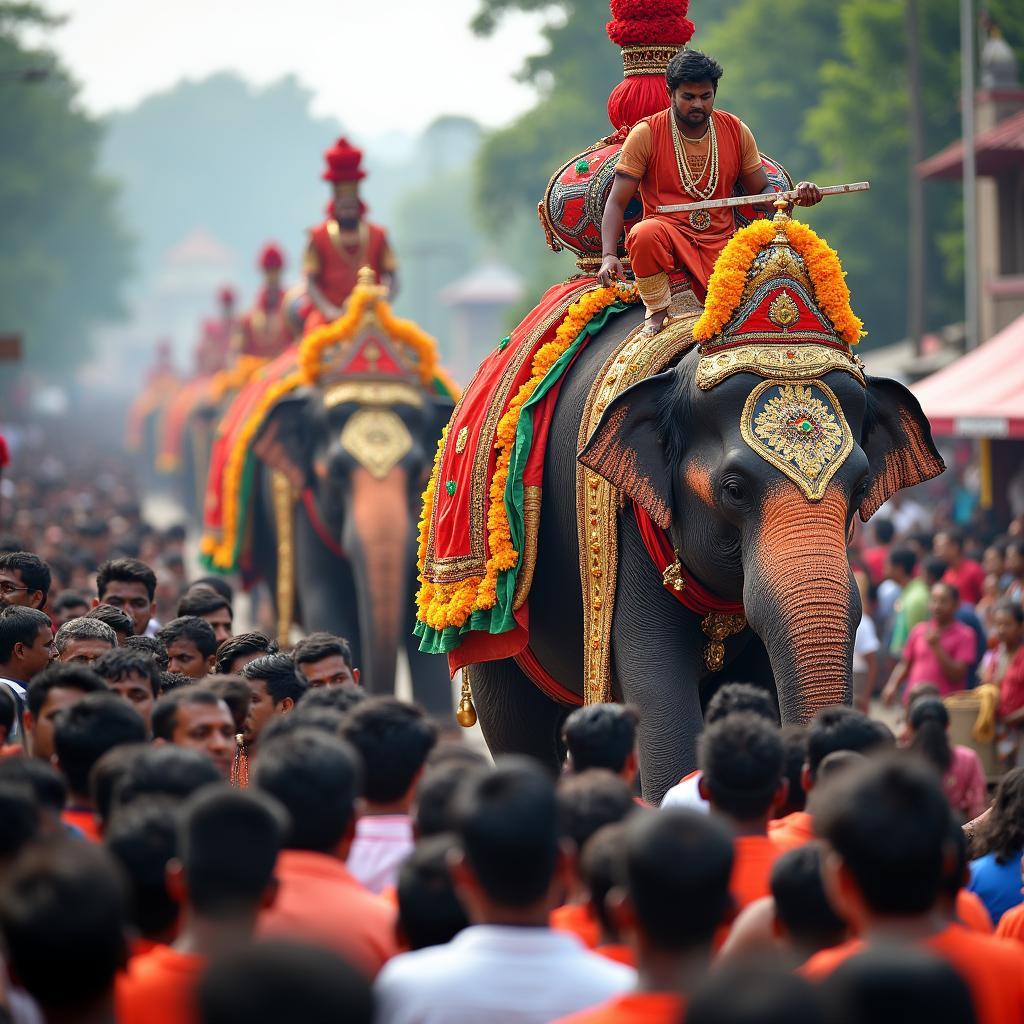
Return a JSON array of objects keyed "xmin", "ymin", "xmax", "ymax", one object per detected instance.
[
  {"xmin": 258, "ymin": 243, "xmax": 285, "ymax": 271},
  {"xmin": 604, "ymin": 0, "xmax": 694, "ymax": 131}
]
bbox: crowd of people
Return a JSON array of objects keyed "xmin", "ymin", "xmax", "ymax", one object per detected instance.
[{"xmin": 0, "ymin": 436, "xmax": 1023, "ymax": 1024}]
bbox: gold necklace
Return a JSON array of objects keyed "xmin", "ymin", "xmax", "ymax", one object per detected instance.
[{"xmin": 671, "ymin": 111, "xmax": 718, "ymax": 202}]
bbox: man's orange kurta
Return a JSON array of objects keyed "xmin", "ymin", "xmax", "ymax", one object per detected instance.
[
  {"xmin": 237, "ymin": 287, "xmax": 291, "ymax": 359},
  {"xmin": 303, "ymin": 219, "xmax": 395, "ymax": 331},
  {"xmin": 619, "ymin": 108, "xmax": 762, "ymax": 291}
]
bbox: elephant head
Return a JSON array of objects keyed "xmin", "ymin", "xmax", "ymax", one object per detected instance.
[
  {"xmin": 254, "ymin": 377, "xmax": 454, "ymax": 692},
  {"xmin": 579, "ymin": 356, "xmax": 943, "ymax": 719}
]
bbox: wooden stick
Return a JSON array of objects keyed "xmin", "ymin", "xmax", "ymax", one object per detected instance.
[{"xmin": 655, "ymin": 181, "xmax": 870, "ymax": 215}]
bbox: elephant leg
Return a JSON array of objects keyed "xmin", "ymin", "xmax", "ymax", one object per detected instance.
[
  {"xmin": 613, "ymin": 511, "xmax": 708, "ymax": 806},
  {"xmin": 471, "ymin": 658, "xmax": 571, "ymax": 776},
  {"xmin": 293, "ymin": 507, "xmax": 363, "ymax": 664}
]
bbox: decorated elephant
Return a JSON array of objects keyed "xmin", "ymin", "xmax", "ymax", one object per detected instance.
[
  {"xmin": 201, "ymin": 272, "xmax": 458, "ymax": 716},
  {"xmin": 415, "ymin": 210, "xmax": 944, "ymax": 803}
]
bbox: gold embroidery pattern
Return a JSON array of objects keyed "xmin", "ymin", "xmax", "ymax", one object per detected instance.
[
  {"xmin": 577, "ymin": 292, "xmax": 701, "ymax": 704},
  {"xmin": 695, "ymin": 344, "xmax": 865, "ymax": 391},
  {"xmin": 767, "ymin": 290, "xmax": 800, "ymax": 328},
  {"xmin": 339, "ymin": 408, "xmax": 413, "ymax": 480},
  {"xmin": 455, "ymin": 427, "xmax": 469, "ymax": 454},
  {"xmin": 512, "ymin": 486, "xmax": 542, "ymax": 612},
  {"xmin": 423, "ymin": 280, "xmax": 594, "ymax": 585},
  {"xmin": 323, "ymin": 380, "xmax": 424, "ymax": 409},
  {"xmin": 740, "ymin": 380, "xmax": 854, "ymax": 501}
]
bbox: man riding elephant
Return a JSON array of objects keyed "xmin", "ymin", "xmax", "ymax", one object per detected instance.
[
  {"xmin": 597, "ymin": 50, "xmax": 823, "ymax": 334},
  {"xmin": 303, "ymin": 137, "xmax": 397, "ymax": 332},
  {"xmin": 234, "ymin": 243, "xmax": 294, "ymax": 361}
]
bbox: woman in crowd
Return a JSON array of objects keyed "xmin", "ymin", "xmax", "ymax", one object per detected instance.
[
  {"xmin": 981, "ymin": 602, "xmax": 1024, "ymax": 768},
  {"xmin": 967, "ymin": 767, "xmax": 1024, "ymax": 925}
]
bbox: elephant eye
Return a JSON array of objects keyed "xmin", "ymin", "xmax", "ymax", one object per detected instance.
[{"xmin": 721, "ymin": 479, "xmax": 746, "ymax": 504}]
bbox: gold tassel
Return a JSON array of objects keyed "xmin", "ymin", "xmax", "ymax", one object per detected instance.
[{"xmin": 456, "ymin": 668, "xmax": 477, "ymax": 728}]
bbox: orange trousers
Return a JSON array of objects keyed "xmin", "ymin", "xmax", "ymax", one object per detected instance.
[{"xmin": 626, "ymin": 216, "xmax": 731, "ymax": 298}]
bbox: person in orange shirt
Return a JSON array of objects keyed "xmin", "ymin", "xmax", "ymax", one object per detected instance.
[
  {"xmin": 553, "ymin": 809, "xmax": 735, "ymax": 1024},
  {"xmin": 0, "ymin": 841, "xmax": 129, "ymax": 1024},
  {"xmin": 995, "ymin": 892, "xmax": 1024, "ymax": 942},
  {"xmin": 551, "ymin": 770, "xmax": 637, "ymax": 949},
  {"xmin": 579, "ymin": 822, "xmax": 635, "ymax": 967},
  {"xmin": 252, "ymin": 727, "xmax": 399, "ymax": 976},
  {"xmin": 770, "ymin": 706, "xmax": 890, "ymax": 852},
  {"xmin": 116, "ymin": 787, "xmax": 286, "ymax": 1024},
  {"xmin": 697, "ymin": 712, "xmax": 788, "ymax": 915},
  {"xmin": 803, "ymin": 756, "xmax": 1024, "ymax": 1024},
  {"xmin": 53, "ymin": 691, "xmax": 146, "ymax": 841}
]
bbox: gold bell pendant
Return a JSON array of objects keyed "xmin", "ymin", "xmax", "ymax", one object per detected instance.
[{"xmin": 456, "ymin": 671, "xmax": 477, "ymax": 728}]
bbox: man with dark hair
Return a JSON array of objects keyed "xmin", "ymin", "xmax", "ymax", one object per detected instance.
[
  {"xmin": 116, "ymin": 787, "xmax": 286, "ymax": 1024},
  {"xmin": 770, "ymin": 706, "xmax": 889, "ymax": 851},
  {"xmin": 85, "ymin": 603, "xmax": 135, "ymax": 642},
  {"xmin": 54, "ymin": 692, "xmax": 147, "ymax": 840},
  {"xmin": 553, "ymin": 809, "xmax": 735, "ymax": 1023},
  {"xmin": 0, "ymin": 756, "xmax": 68, "ymax": 836},
  {"xmin": 397, "ymin": 834, "xmax": 470, "ymax": 951},
  {"xmin": 341, "ymin": 697, "xmax": 437, "ymax": 894},
  {"xmin": 576, "ymin": 823, "xmax": 632, "ymax": 966},
  {"xmin": 413, "ymin": 756, "xmax": 490, "ymax": 839},
  {"xmin": 55, "ymin": 616, "xmax": 117, "ymax": 665},
  {"xmin": 93, "ymin": 648, "xmax": 161, "ymax": 735},
  {"xmin": 0, "ymin": 605, "xmax": 55, "ymax": 730},
  {"xmin": 253, "ymin": 728, "xmax": 398, "ymax": 974},
  {"xmin": 684, "ymin": 962, "xmax": 822, "ymax": 1024},
  {"xmin": 562, "ymin": 704, "xmax": 639, "ymax": 784},
  {"xmin": 105, "ymin": 799, "xmax": 180, "ymax": 952},
  {"xmin": 0, "ymin": 842, "xmax": 129, "ymax": 1023},
  {"xmin": 152, "ymin": 688, "xmax": 235, "ymax": 778},
  {"xmin": 661, "ymin": 681, "xmax": 778, "ymax": 811},
  {"xmin": 0, "ymin": 685, "xmax": 17, "ymax": 751},
  {"xmin": 698, "ymin": 712, "xmax": 787, "ymax": 915},
  {"xmin": 552, "ymin": 771, "xmax": 637, "ymax": 948},
  {"xmin": 188, "ymin": 575, "xmax": 234, "ymax": 605},
  {"xmin": 885, "ymin": 545, "xmax": 929, "ymax": 658},
  {"xmin": 96, "ymin": 557, "xmax": 158, "ymax": 636},
  {"xmin": 197, "ymin": 940, "xmax": 374, "ymax": 1024},
  {"xmin": 240, "ymin": 653, "xmax": 307, "ymax": 759},
  {"xmin": 375, "ymin": 758, "xmax": 633, "ymax": 1022},
  {"xmin": 157, "ymin": 616, "xmax": 218, "ymax": 679},
  {"xmin": 292, "ymin": 631, "xmax": 359, "ymax": 688},
  {"xmin": 51, "ymin": 589, "xmax": 90, "ymax": 627},
  {"xmin": 804, "ymin": 756, "xmax": 1024, "ymax": 1023},
  {"xmin": 597, "ymin": 48, "xmax": 821, "ymax": 332},
  {"xmin": 176, "ymin": 586, "xmax": 233, "ymax": 644},
  {"xmin": 0, "ymin": 550, "xmax": 52, "ymax": 609},
  {"xmin": 24, "ymin": 662, "xmax": 108, "ymax": 763},
  {"xmin": 214, "ymin": 630, "xmax": 276, "ymax": 675},
  {"xmin": 299, "ymin": 681, "xmax": 366, "ymax": 716},
  {"xmin": 121, "ymin": 633, "xmax": 169, "ymax": 671},
  {"xmin": 115, "ymin": 745, "xmax": 222, "ymax": 807},
  {"xmin": 883, "ymin": 582, "xmax": 977, "ymax": 704},
  {"xmin": 935, "ymin": 528, "xmax": 986, "ymax": 607}
]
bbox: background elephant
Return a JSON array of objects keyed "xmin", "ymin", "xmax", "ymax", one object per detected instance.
[
  {"xmin": 251, "ymin": 380, "xmax": 455, "ymax": 717},
  {"xmin": 469, "ymin": 305, "xmax": 943, "ymax": 803}
]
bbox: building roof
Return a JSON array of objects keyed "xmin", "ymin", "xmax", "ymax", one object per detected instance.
[
  {"xmin": 439, "ymin": 263, "xmax": 524, "ymax": 307},
  {"xmin": 911, "ymin": 312, "xmax": 1024, "ymax": 438},
  {"xmin": 918, "ymin": 107, "xmax": 1024, "ymax": 179}
]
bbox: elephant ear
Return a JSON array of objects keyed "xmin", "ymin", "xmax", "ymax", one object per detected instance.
[
  {"xmin": 577, "ymin": 371, "xmax": 677, "ymax": 529},
  {"xmin": 859, "ymin": 375, "xmax": 945, "ymax": 522},
  {"xmin": 251, "ymin": 388, "xmax": 313, "ymax": 493}
]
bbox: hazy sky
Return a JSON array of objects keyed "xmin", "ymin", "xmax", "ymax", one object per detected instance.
[{"xmin": 47, "ymin": 0, "xmax": 548, "ymax": 139}]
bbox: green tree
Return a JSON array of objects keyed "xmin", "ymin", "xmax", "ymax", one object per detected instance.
[{"xmin": 0, "ymin": 2, "xmax": 132, "ymax": 375}]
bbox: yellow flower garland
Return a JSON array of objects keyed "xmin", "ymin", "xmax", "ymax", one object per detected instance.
[
  {"xmin": 209, "ymin": 355, "xmax": 270, "ymax": 403},
  {"xmin": 204, "ymin": 277, "xmax": 457, "ymax": 569},
  {"xmin": 693, "ymin": 217, "xmax": 863, "ymax": 346},
  {"xmin": 416, "ymin": 283, "xmax": 636, "ymax": 631}
]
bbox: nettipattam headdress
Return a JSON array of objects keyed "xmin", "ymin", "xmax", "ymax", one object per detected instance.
[{"xmin": 692, "ymin": 207, "xmax": 865, "ymax": 392}]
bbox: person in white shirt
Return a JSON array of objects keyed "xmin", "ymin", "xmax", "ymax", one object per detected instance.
[
  {"xmin": 374, "ymin": 757, "xmax": 635, "ymax": 1024},
  {"xmin": 0, "ymin": 606, "xmax": 56, "ymax": 738},
  {"xmin": 342, "ymin": 698, "xmax": 437, "ymax": 895},
  {"xmin": 660, "ymin": 683, "xmax": 778, "ymax": 810}
]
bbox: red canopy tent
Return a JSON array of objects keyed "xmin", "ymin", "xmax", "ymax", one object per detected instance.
[{"xmin": 911, "ymin": 312, "xmax": 1024, "ymax": 439}]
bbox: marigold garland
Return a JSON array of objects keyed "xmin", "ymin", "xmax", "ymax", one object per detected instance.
[
  {"xmin": 209, "ymin": 355, "xmax": 270, "ymax": 403},
  {"xmin": 415, "ymin": 283, "xmax": 637, "ymax": 632},
  {"xmin": 203, "ymin": 277, "xmax": 458, "ymax": 570},
  {"xmin": 693, "ymin": 217, "xmax": 864, "ymax": 347}
]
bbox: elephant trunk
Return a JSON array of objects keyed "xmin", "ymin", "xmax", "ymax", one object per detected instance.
[
  {"xmin": 343, "ymin": 466, "xmax": 410, "ymax": 695},
  {"xmin": 743, "ymin": 485, "xmax": 857, "ymax": 720}
]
